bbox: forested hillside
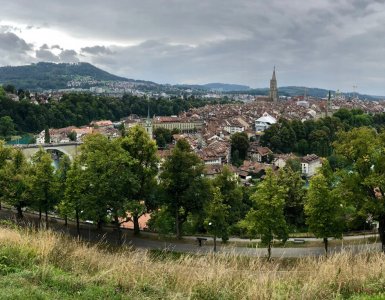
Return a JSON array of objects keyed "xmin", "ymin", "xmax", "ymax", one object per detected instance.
[
  {"xmin": 0, "ymin": 89, "xmax": 230, "ymax": 133},
  {"xmin": 0, "ymin": 62, "xmax": 135, "ymax": 90}
]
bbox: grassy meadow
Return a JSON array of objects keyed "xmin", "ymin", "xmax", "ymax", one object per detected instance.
[{"xmin": 1, "ymin": 223, "xmax": 385, "ymax": 299}]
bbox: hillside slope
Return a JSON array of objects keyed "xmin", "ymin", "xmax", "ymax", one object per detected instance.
[{"xmin": 0, "ymin": 62, "xmax": 145, "ymax": 90}]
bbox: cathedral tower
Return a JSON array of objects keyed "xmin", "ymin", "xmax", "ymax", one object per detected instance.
[{"xmin": 269, "ymin": 66, "xmax": 278, "ymax": 102}]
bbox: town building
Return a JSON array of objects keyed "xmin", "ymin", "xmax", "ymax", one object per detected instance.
[
  {"xmin": 255, "ymin": 112, "xmax": 277, "ymax": 132},
  {"xmin": 301, "ymin": 154, "xmax": 322, "ymax": 177},
  {"xmin": 152, "ymin": 116, "xmax": 204, "ymax": 132}
]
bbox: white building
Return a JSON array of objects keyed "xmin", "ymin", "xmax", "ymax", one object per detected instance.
[
  {"xmin": 301, "ymin": 154, "xmax": 322, "ymax": 177},
  {"xmin": 255, "ymin": 112, "xmax": 277, "ymax": 132}
]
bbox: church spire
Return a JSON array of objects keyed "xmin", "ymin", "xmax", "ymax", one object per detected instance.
[{"xmin": 269, "ymin": 66, "xmax": 278, "ymax": 102}]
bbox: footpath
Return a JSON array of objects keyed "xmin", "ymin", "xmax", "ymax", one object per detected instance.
[{"xmin": 0, "ymin": 207, "xmax": 381, "ymax": 258}]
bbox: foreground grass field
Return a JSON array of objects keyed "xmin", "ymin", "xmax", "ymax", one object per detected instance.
[{"xmin": 1, "ymin": 223, "xmax": 385, "ymax": 299}]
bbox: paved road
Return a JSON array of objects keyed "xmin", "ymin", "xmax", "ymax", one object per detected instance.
[{"xmin": 0, "ymin": 208, "xmax": 381, "ymax": 258}]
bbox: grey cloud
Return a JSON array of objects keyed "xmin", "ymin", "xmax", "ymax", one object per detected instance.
[
  {"xmin": 0, "ymin": 32, "xmax": 32, "ymax": 52},
  {"xmin": 40, "ymin": 44, "xmax": 49, "ymax": 50},
  {"xmin": 36, "ymin": 49, "xmax": 59, "ymax": 62},
  {"xmin": 0, "ymin": 32, "xmax": 34, "ymax": 66},
  {"xmin": 51, "ymin": 45, "xmax": 63, "ymax": 50},
  {"xmin": 1, "ymin": 0, "xmax": 385, "ymax": 94},
  {"xmin": 59, "ymin": 49, "xmax": 79, "ymax": 63},
  {"xmin": 81, "ymin": 45, "xmax": 113, "ymax": 55}
]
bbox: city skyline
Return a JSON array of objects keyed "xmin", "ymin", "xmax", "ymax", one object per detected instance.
[{"xmin": 1, "ymin": 1, "xmax": 385, "ymax": 95}]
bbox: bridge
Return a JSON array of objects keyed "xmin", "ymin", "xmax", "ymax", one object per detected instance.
[{"xmin": 15, "ymin": 142, "xmax": 82, "ymax": 161}]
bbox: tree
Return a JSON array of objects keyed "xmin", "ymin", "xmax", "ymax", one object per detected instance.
[
  {"xmin": 332, "ymin": 127, "xmax": 385, "ymax": 251},
  {"xmin": 61, "ymin": 159, "xmax": 85, "ymax": 236},
  {"xmin": 3, "ymin": 84, "xmax": 16, "ymax": 94},
  {"xmin": 153, "ymin": 127, "xmax": 172, "ymax": 148},
  {"xmin": 160, "ymin": 139, "xmax": 209, "ymax": 239},
  {"xmin": 30, "ymin": 148, "xmax": 56, "ymax": 228},
  {"xmin": 204, "ymin": 187, "xmax": 229, "ymax": 252},
  {"xmin": 67, "ymin": 131, "xmax": 77, "ymax": 141},
  {"xmin": 231, "ymin": 132, "xmax": 249, "ymax": 165},
  {"xmin": 79, "ymin": 134, "xmax": 139, "ymax": 244},
  {"xmin": 0, "ymin": 141, "xmax": 12, "ymax": 209},
  {"xmin": 305, "ymin": 173, "xmax": 345, "ymax": 254},
  {"xmin": 0, "ymin": 116, "xmax": 16, "ymax": 139},
  {"xmin": 242, "ymin": 168, "xmax": 288, "ymax": 260},
  {"xmin": 213, "ymin": 165, "xmax": 243, "ymax": 239},
  {"xmin": 278, "ymin": 167, "xmax": 306, "ymax": 229},
  {"xmin": 120, "ymin": 125, "xmax": 158, "ymax": 235},
  {"xmin": 0, "ymin": 149, "xmax": 30, "ymax": 218},
  {"xmin": 56, "ymin": 155, "xmax": 72, "ymax": 226},
  {"xmin": 44, "ymin": 127, "xmax": 50, "ymax": 143}
]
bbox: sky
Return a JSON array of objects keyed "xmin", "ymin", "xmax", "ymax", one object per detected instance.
[{"xmin": 0, "ymin": 0, "xmax": 385, "ymax": 95}]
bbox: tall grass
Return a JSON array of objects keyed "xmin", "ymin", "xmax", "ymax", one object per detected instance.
[{"xmin": 1, "ymin": 225, "xmax": 385, "ymax": 299}]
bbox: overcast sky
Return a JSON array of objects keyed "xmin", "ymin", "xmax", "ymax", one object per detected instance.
[{"xmin": 0, "ymin": 0, "xmax": 385, "ymax": 95}]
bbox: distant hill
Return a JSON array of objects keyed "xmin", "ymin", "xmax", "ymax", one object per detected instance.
[
  {"xmin": 244, "ymin": 86, "xmax": 383, "ymax": 100},
  {"xmin": 176, "ymin": 83, "xmax": 250, "ymax": 92},
  {"xmin": 0, "ymin": 62, "xmax": 155, "ymax": 90},
  {"xmin": 202, "ymin": 83, "xmax": 250, "ymax": 92}
]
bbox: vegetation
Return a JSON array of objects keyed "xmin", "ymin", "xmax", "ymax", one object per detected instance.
[
  {"xmin": 230, "ymin": 132, "xmax": 250, "ymax": 166},
  {"xmin": 0, "ymin": 89, "xmax": 231, "ymax": 133},
  {"xmin": 242, "ymin": 169, "xmax": 288, "ymax": 260},
  {"xmin": 1, "ymin": 225, "xmax": 385, "ymax": 299},
  {"xmin": 260, "ymin": 109, "xmax": 383, "ymax": 156},
  {"xmin": 305, "ymin": 173, "xmax": 345, "ymax": 254},
  {"xmin": 0, "ymin": 62, "xmax": 130, "ymax": 90},
  {"xmin": 160, "ymin": 139, "xmax": 211, "ymax": 238}
]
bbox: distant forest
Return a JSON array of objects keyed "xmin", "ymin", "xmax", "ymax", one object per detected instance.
[{"xmin": 0, "ymin": 88, "xmax": 231, "ymax": 133}]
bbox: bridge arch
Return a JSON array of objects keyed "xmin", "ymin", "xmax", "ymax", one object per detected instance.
[{"xmin": 17, "ymin": 143, "xmax": 82, "ymax": 162}]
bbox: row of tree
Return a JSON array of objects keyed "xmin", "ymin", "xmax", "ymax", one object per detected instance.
[{"xmin": 1, "ymin": 125, "xmax": 385, "ymax": 257}]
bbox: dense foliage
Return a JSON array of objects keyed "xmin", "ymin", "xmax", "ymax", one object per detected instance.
[
  {"xmin": 0, "ymin": 88, "xmax": 231, "ymax": 133},
  {"xmin": 260, "ymin": 108, "xmax": 384, "ymax": 156}
]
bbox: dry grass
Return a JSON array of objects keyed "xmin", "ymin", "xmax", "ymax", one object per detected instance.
[{"xmin": 1, "ymin": 225, "xmax": 385, "ymax": 299}]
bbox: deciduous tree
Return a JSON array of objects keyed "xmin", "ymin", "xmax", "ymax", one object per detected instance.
[
  {"xmin": 160, "ymin": 139, "xmax": 209, "ymax": 239},
  {"xmin": 242, "ymin": 168, "xmax": 288, "ymax": 260}
]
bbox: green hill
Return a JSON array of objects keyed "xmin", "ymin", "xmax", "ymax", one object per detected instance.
[{"xmin": 0, "ymin": 62, "xmax": 146, "ymax": 90}]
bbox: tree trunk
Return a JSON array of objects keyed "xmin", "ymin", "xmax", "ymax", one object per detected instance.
[
  {"xmin": 114, "ymin": 214, "xmax": 122, "ymax": 246},
  {"xmin": 97, "ymin": 219, "xmax": 103, "ymax": 232},
  {"xmin": 45, "ymin": 209, "xmax": 49, "ymax": 229},
  {"xmin": 75, "ymin": 209, "xmax": 80, "ymax": 237},
  {"xmin": 16, "ymin": 205, "xmax": 23, "ymax": 219},
  {"xmin": 64, "ymin": 215, "xmax": 68, "ymax": 227},
  {"xmin": 213, "ymin": 235, "xmax": 217, "ymax": 252},
  {"xmin": 323, "ymin": 237, "xmax": 328, "ymax": 255},
  {"xmin": 267, "ymin": 242, "xmax": 272, "ymax": 261},
  {"xmin": 39, "ymin": 207, "xmax": 42, "ymax": 221},
  {"xmin": 133, "ymin": 214, "xmax": 140, "ymax": 236},
  {"xmin": 175, "ymin": 210, "xmax": 181, "ymax": 239},
  {"xmin": 378, "ymin": 217, "xmax": 385, "ymax": 252}
]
